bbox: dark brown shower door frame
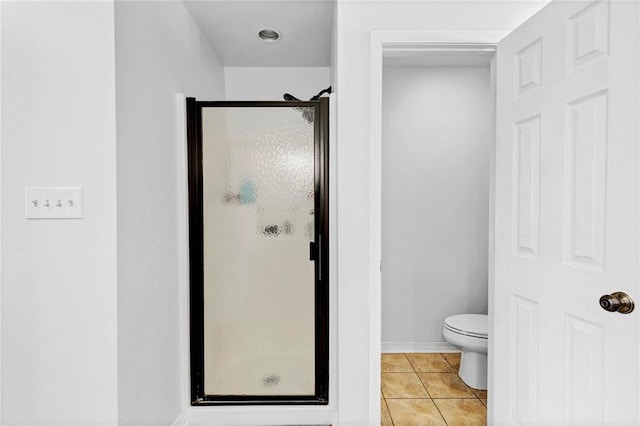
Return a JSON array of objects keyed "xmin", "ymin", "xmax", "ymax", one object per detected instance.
[{"xmin": 186, "ymin": 98, "xmax": 329, "ymax": 406}]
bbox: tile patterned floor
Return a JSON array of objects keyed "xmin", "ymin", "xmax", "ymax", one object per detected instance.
[{"xmin": 381, "ymin": 353, "xmax": 487, "ymax": 425}]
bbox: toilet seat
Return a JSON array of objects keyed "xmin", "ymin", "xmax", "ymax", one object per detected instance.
[{"xmin": 444, "ymin": 314, "xmax": 488, "ymax": 339}]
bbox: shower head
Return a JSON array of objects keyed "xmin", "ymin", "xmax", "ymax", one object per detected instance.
[
  {"xmin": 283, "ymin": 86, "xmax": 332, "ymax": 124},
  {"xmin": 283, "ymin": 93, "xmax": 301, "ymax": 101}
]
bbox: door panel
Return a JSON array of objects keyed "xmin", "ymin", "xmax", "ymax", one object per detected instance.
[
  {"xmin": 201, "ymin": 106, "xmax": 316, "ymax": 396},
  {"xmin": 495, "ymin": 1, "xmax": 639, "ymax": 424}
]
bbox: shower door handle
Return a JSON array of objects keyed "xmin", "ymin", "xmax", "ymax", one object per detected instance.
[
  {"xmin": 310, "ymin": 241, "xmax": 319, "ymax": 261},
  {"xmin": 310, "ymin": 237, "xmax": 322, "ymax": 280}
]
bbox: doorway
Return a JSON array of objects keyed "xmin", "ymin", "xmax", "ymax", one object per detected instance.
[
  {"xmin": 368, "ymin": 31, "xmax": 504, "ymax": 424},
  {"xmin": 380, "ymin": 53, "xmax": 494, "ymax": 424}
]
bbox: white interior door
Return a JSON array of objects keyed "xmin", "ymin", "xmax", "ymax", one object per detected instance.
[{"xmin": 494, "ymin": 0, "xmax": 640, "ymax": 424}]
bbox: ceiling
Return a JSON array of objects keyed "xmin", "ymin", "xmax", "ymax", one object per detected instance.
[{"xmin": 182, "ymin": 0, "xmax": 335, "ymax": 67}]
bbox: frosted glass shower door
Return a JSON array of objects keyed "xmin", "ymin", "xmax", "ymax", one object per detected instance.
[{"xmin": 187, "ymin": 99, "xmax": 329, "ymax": 405}]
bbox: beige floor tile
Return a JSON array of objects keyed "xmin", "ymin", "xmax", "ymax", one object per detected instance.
[
  {"xmin": 434, "ymin": 399, "xmax": 486, "ymax": 426},
  {"xmin": 417, "ymin": 373, "xmax": 476, "ymax": 399},
  {"xmin": 481, "ymin": 398, "xmax": 487, "ymax": 407},
  {"xmin": 386, "ymin": 399, "xmax": 446, "ymax": 426},
  {"xmin": 381, "ymin": 399, "xmax": 393, "ymax": 426},
  {"xmin": 381, "ymin": 373, "xmax": 429, "ymax": 398},
  {"xmin": 382, "ymin": 353, "xmax": 414, "ymax": 372},
  {"xmin": 442, "ymin": 352, "xmax": 461, "ymax": 371},
  {"xmin": 406, "ymin": 353, "xmax": 452, "ymax": 373},
  {"xmin": 472, "ymin": 388, "xmax": 487, "ymax": 399}
]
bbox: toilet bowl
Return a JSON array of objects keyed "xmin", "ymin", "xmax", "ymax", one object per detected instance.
[{"xmin": 442, "ymin": 314, "xmax": 488, "ymax": 390}]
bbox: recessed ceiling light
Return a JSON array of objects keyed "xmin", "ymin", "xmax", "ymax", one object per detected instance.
[{"xmin": 258, "ymin": 29, "xmax": 281, "ymax": 43}]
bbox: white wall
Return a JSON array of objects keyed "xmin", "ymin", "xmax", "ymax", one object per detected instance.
[
  {"xmin": 114, "ymin": 1, "xmax": 225, "ymax": 425},
  {"xmin": 381, "ymin": 65, "xmax": 492, "ymax": 347},
  {"xmin": 1, "ymin": 2, "xmax": 118, "ymax": 424},
  {"xmin": 224, "ymin": 67, "xmax": 330, "ymax": 100},
  {"xmin": 334, "ymin": 2, "xmax": 550, "ymax": 424}
]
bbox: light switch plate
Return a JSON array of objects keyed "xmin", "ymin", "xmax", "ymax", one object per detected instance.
[{"xmin": 25, "ymin": 187, "xmax": 83, "ymax": 219}]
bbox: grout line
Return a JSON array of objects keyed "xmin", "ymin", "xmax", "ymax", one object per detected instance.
[
  {"xmin": 442, "ymin": 354, "xmax": 460, "ymax": 372},
  {"xmin": 382, "ymin": 397, "xmax": 395, "ymax": 426},
  {"xmin": 415, "ymin": 371, "xmax": 433, "ymax": 399},
  {"xmin": 432, "ymin": 398, "xmax": 450, "ymax": 426},
  {"xmin": 406, "ymin": 353, "xmax": 418, "ymax": 372},
  {"xmin": 384, "ymin": 397, "xmax": 477, "ymax": 400},
  {"xmin": 428, "ymin": 397, "xmax": 482, "ymax": 399}
]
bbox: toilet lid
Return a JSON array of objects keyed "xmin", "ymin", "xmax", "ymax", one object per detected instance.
[{"xmin": 444, "ymin": 314, "xmax": 488, "ymax": 338}]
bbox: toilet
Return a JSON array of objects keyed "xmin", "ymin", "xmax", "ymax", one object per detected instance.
[{"xmin": 442, "ymin": 314, "xmax": 488, "ymax": 390}]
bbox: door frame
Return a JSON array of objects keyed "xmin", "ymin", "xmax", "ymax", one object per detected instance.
[
  {"xmin": 185, "ymin": 98, "xmax": 330, "ymax": 406},
  {"xmin": 368, "ymin": 30, "xmax": 507, "ymax": 424}
]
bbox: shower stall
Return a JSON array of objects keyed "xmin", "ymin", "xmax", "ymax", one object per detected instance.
[{"xmin": 186, "ymin": 98, "xmax": 329, "ymax": 405}]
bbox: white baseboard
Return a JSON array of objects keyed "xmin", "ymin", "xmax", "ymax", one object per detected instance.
[
  {"xmin": 173, "ymin": 407, "xmax": 335, "ymax": 426},
  {"xmin": 381, "ymin": 341, "xmax": 459, "ymax": 353}
]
